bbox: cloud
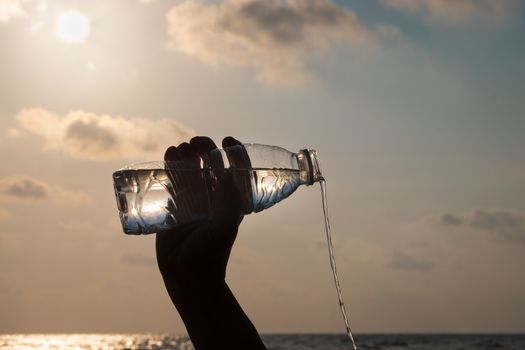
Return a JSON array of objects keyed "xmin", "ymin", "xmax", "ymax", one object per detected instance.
[
  {"xmin": 7, "ymin": 128, "xmax": 20, "ymax": 138},
  {"xmin": 0, "ymin": 0, "xmax": 45, "ymax": 23},
  {"xmin": 382, "ymin": 0, "xmax": 518, "ymax": 25},
  {"xmin": 166, "ymin": 0, "xmax": 374, "ymax": 85},
  {"xmin": 437, "ymin": 209, "xmax": 525, "ymax": 243},
  {"xmin": 121, "ymin": 252, "xmax": 156, "ymax": 267},
  {"xmin": 438, "ymin": 213, "xmax": 462, "ymax": 226},
  {"xmin": 0, "ymin": 175, "xmax": 91, "ymax": 204},
  {"xmin": 0, "ymin": 0, "xmax": 25, "ymax": 22},
  {"xmin": 388, "ymin": 249, "xmax": 434, "ymax": 272},
  {"xmin": 14, "ymin": 108, "xmax": 195, "ymax": 161}
]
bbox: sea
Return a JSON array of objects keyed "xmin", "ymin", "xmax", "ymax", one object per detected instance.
[{"xmin": 0, "ymin": 334, "xmax": 524, "ymax": 350}]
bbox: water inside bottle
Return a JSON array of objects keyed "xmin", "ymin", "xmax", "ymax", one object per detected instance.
[
  {"xmin": 114, "ymin": 168, "xmax": 181, "ymax": 234},
  {"xmin": 320, "ymin": 178, "xmax": 358, "ymax": 350},
  {"xmin": 113, "ymin": 167, "xmax": 304, "ymax": 234}
]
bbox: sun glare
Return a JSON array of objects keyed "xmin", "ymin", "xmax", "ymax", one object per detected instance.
[{"xmin": 56, "ymin": 11, "xmax": 90, "ymax": 44}]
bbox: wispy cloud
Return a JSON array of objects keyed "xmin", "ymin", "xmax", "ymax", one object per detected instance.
[
  {"xmin": 14, "ymin": 108, "xmax": 195, "ymax": 161},
  {"xmin": 0, "ymin": 0, "xmax": 25, "ymax": 22},
  {"xmin": 437, "ymin": 209, "xmax": 525, "ymax": 243},
  {"xmin": 166, "ymin": 0, "xmax": 374, "ymax": 86},
  {"xmin": 0, "ymin": 0, "xmax": 45, "ymax": 23},
  {"xmin": 388, "ymin": 249, "xmax": 434, "ymax": 272},
  {"xmin": 0, "ymin": 175, "xmax": 91, "ymax": 204},
  {"xmin": 382, "ymin": 0, "xmax": 518, "ymax": 25},
  {"xmin": 438, "ymin": 213, "xmax": 463, "ymax": 226}
]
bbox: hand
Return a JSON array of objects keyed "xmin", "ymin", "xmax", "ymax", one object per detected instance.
[
  {"xmin": 156, "ymin": 136, "xmax": 266, "ymax": 350},
  {"xmin": 156, "ymin": 136, "xmax": 243, "ymax": 287}
]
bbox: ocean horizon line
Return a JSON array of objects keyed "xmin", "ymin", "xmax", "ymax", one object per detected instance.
[{"xmin": 1, "ymin": 332, "xmax": 524, "ymax": 335}]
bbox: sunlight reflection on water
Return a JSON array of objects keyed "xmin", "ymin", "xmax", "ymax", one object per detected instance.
[
  {"xmin": 0, "ymin": 334, "xmax": 194, "ymax": 350},
  {"xmin": 2, "ymin": 333, "xmax": 525, "ymax": 350}
]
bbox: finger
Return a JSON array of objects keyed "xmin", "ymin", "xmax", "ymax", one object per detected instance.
[
  {"xmin": 211, "ymin": 137, "xmax": 246, "ymax": 244},
  {"xmin": 220, "ymin": 136, "xmax": 248, "ymax": 227},
  {"xmin": 211, "ymin": 171, "xmax": 242, "ymax": 245},
  {"xmin": 222, "ymin": 136, "xmax": 242, "ymax": 148},
  {"xmin": 177, "ymin": 142, "xmax": 197, "ymax": 160},
  {"xmin": 164, "ymin": 146, "xmax": 181, "ymax": 161},
  {"xmin": 190, "ymin": 136, "xmax": 217, "ymax": 157}
]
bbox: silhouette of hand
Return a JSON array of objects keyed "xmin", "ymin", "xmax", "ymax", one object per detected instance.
[
  {"xmin": 156, "ymin": 135, "xmax": 243, "ymax": 288},
  {"xmin": 155, "ymin": 136, "xmax": 266, "ymax": 350}
]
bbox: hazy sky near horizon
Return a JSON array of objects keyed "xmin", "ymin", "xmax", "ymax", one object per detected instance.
[{"xmin": 1, "ymin": 0, "xmax": 524, "ymax": 334}]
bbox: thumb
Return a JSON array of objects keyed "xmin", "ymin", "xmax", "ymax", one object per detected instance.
[{"xmin": 211, "ymin": 171, "xmax": 243, "ymax": 243}]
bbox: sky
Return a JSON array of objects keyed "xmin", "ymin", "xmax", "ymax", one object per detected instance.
[{"xmin": 0, "ymin": 0, "xmax": 524, "ymax": 335}]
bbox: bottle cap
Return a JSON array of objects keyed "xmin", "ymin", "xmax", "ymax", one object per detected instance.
[{"xmin": 301, "ymin": 149, "xmax": 323, "ymax": 185}]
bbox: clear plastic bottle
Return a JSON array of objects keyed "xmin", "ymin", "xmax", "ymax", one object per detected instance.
[{"xmin": 112, "ymin": 143, "xmax": 322, "ymax": 234}]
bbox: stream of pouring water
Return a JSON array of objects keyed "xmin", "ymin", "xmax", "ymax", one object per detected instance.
[{"xmin": 320, "ymin": 178, "xmax": 357, "ymax": 350}]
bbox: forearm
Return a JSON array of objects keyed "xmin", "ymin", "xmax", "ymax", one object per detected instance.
[{"xmin": 164, "ymin": 279, "xmax": 267, "ymax": 350}]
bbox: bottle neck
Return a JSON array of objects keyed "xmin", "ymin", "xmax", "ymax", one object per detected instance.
[{"xmin": 298, "ymin": 149, "xmax": 323, "ymax": 186}]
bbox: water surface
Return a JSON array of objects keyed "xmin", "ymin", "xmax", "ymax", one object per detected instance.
[{"xmin": 1, "ymin": 334, "xmax": 523, "ymax": 350}]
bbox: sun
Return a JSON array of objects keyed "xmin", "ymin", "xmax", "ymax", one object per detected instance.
[{"xmin": 56, "ymin": 11, "xmax": 90, "ymax": 44}]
